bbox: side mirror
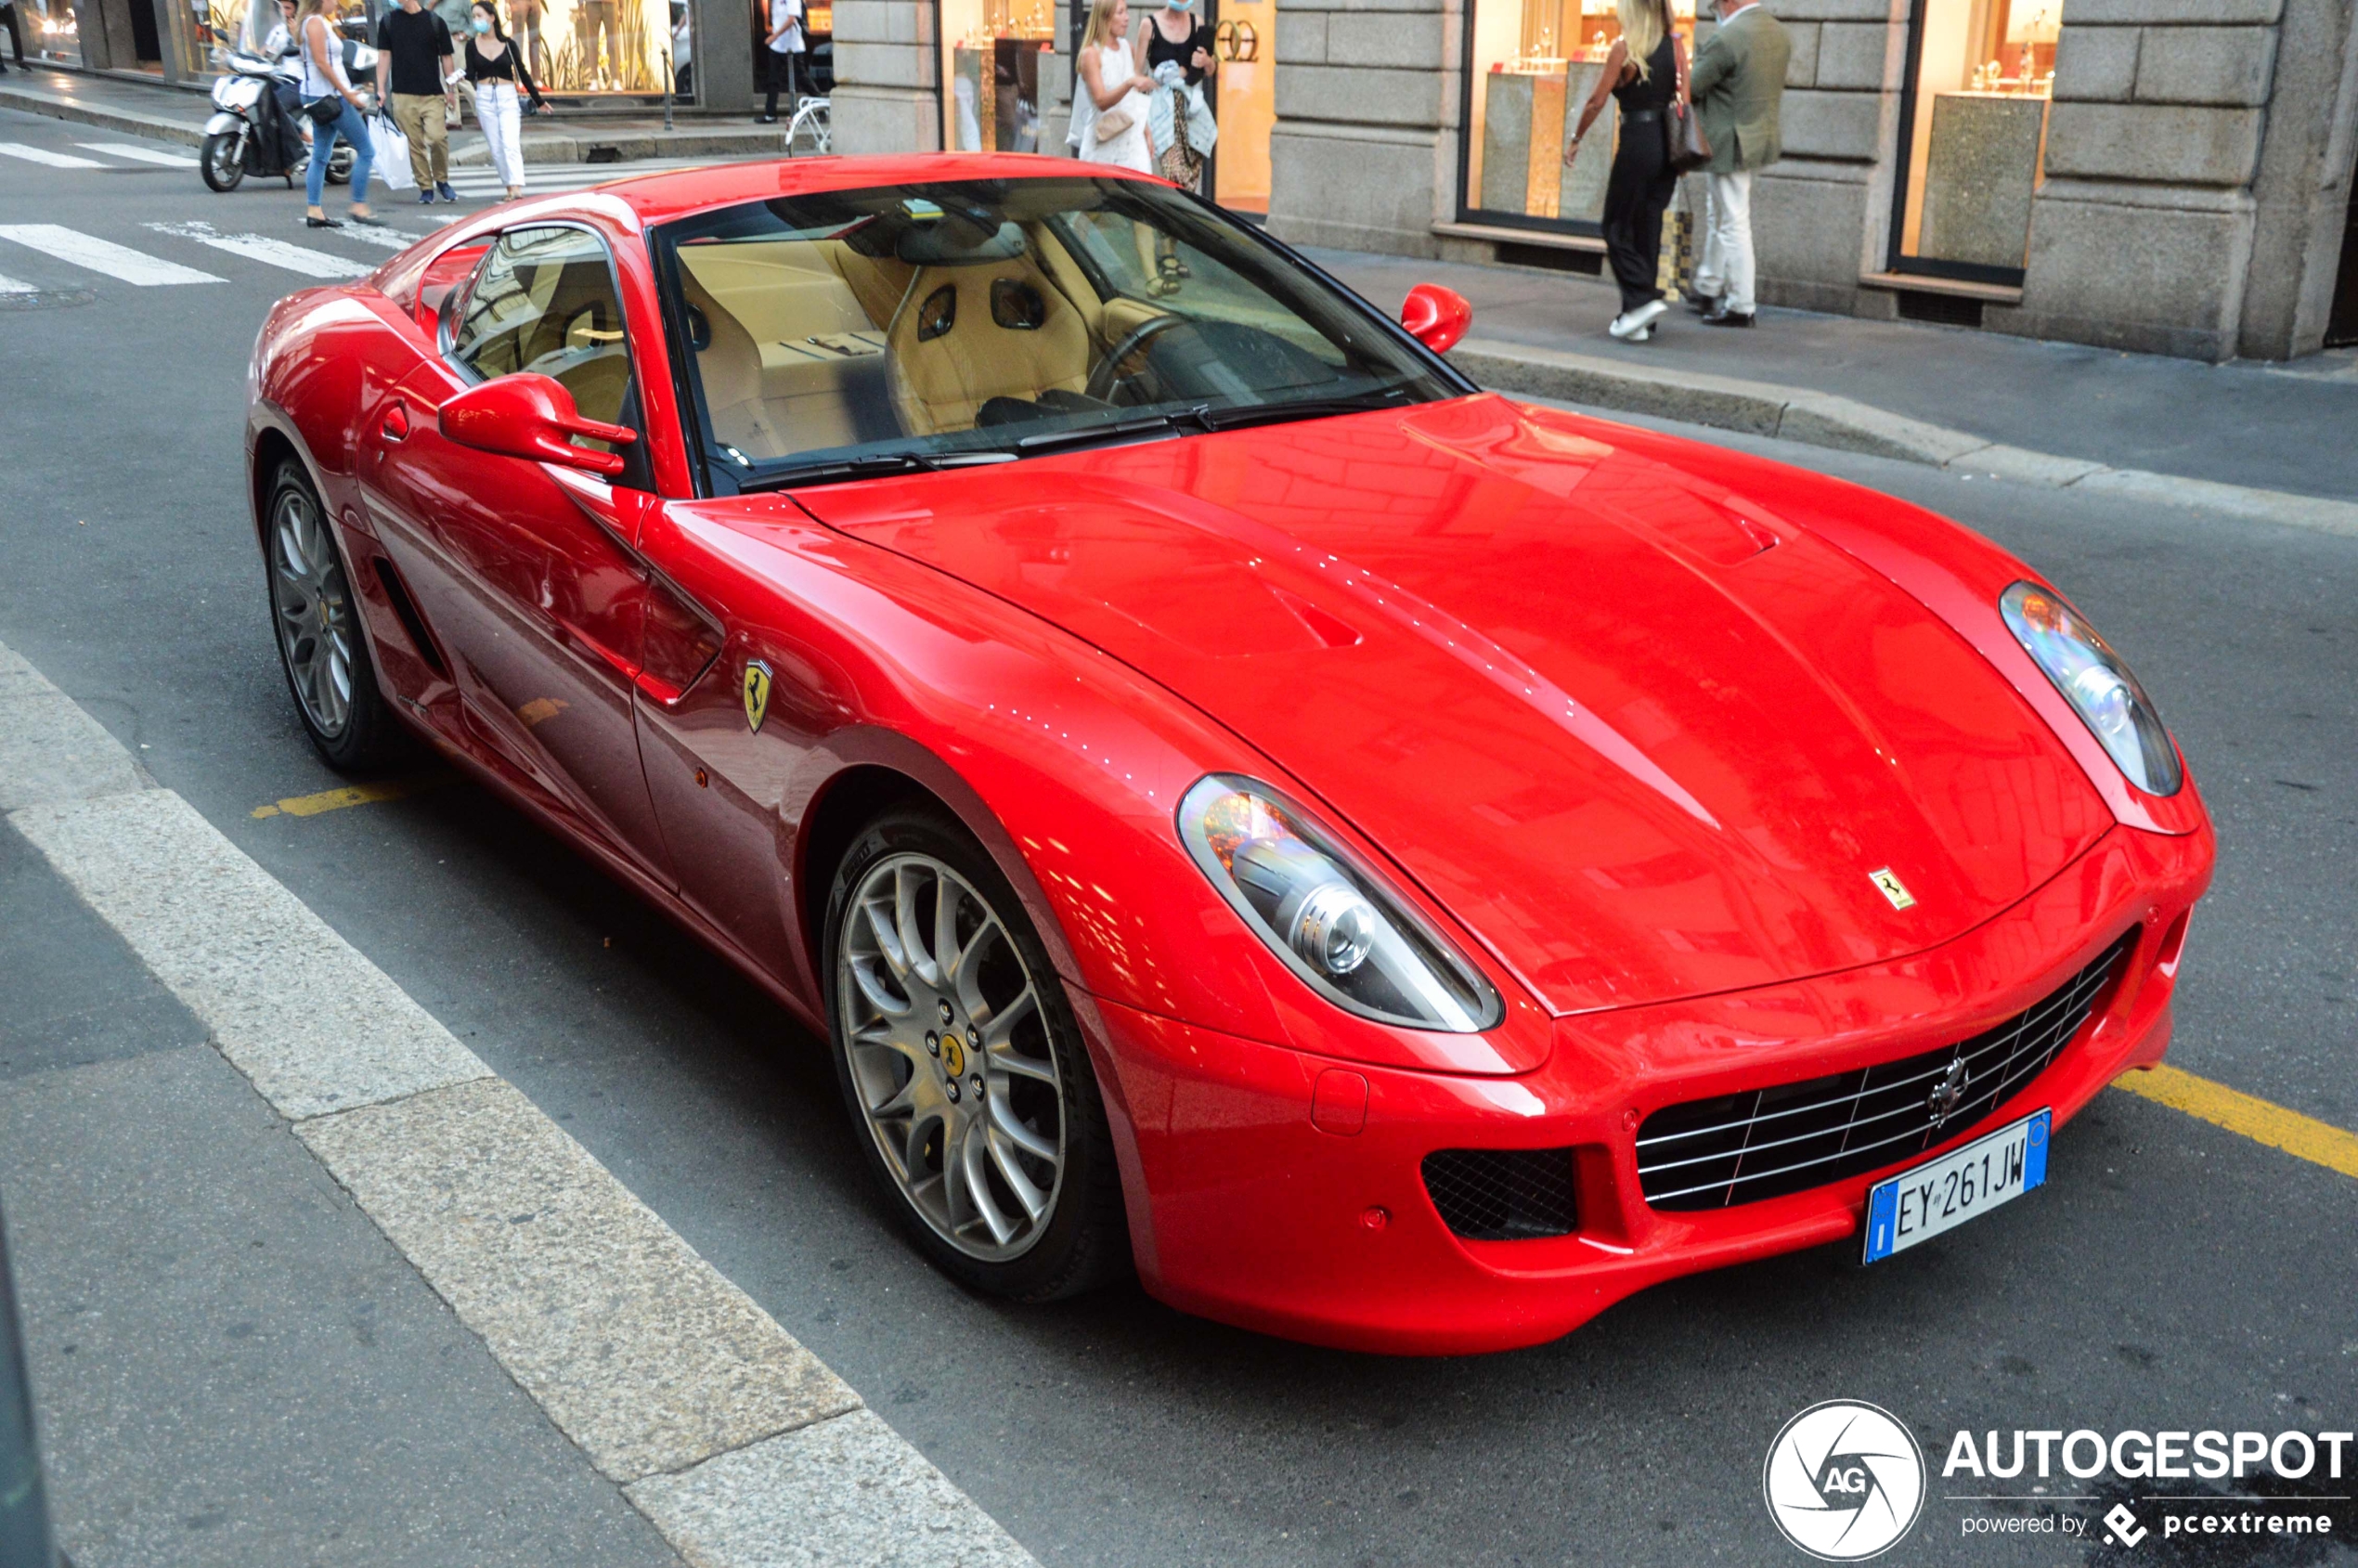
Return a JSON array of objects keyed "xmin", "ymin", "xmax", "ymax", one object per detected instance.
[
  {"xmin": 439, "ymin": 373, "xmax": 637, "ymax": 479},
  {"xmin": 1400, "ymin": 283, "xmax": 1473, "ymax": 356}
]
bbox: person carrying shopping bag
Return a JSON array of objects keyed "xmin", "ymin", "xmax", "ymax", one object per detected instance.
[
  {"xmin": 1073, "ymin": 0, "xmax": 1155, "ymax": 172},
  {"xmin": 1563, "ymin": 0, "xmax": 1684, "ymax": 342},
  {"xmin": 377, "ymin": 0, "xmax": 460, "ymax": 202},
  {"xmin": 463, "ymin": 0, "xmax": 544, "ymax": 201},
  {"xmin": 296, "ymin": 0, "xmax": 380, "ymax": 228}
]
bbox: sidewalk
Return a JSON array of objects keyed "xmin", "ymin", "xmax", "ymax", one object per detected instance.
[
  {"xmin": 1309, "ymin": 245, "xmax": 2358, "ymax": 507},
  {"xmin": 0, "ymin": 62, "xmax": 791, "ymax": 164}
]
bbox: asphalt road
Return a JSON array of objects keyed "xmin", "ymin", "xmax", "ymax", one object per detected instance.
[{"xmin": 2, "ymin": 105, "xmax": 2354, "ymax": 1568}]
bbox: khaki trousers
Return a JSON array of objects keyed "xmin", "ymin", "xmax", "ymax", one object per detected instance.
[{"xmin": 390, "ymin": 91, "xmax": 448, "ymax": 187}]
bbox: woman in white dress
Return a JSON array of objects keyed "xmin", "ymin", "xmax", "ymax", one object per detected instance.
[{"xmin": 1074, "ymin": 0, "xmax": 1155, "ymax": 172}]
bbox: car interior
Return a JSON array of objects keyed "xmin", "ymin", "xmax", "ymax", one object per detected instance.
[{"xmin": 663, "ymin": 191, "xmax": 1371, "ymax": 472}]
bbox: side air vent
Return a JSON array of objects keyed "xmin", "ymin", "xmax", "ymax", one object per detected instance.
[{"xmin": 370, "ymin": 556, "xmax": 447, "ymax": 675}]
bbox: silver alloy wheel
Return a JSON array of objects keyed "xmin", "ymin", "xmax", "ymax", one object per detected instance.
[
  {"xmin": 838, "ymin": 851, "xmax": 1066, "ymax": 1262},
  {"xmin": 269, "ymin": 483, "xmax": 355, "ymax": 739}
]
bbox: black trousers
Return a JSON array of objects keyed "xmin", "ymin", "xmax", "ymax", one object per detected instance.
[
  {"xmin": 1601, "ymin": 114, "xmax": 1678, "ymax": 314},
  {"xmin": 761, "ymin": 48, "xmax": 808, "ymax": 117},
  {"xmin": 0, "ymin": 3, "xmax": 24, "ymax": 68}
]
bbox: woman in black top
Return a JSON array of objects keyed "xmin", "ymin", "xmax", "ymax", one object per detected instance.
[
  {"xmin": 1564, "ymin": 0, "xmax": 1686, "ymax": 342},
  {"xmin": 1137, "ymin": 0, "xmax": 1214, "ymax": 191},
  {"xmin": 463, "ymin": 0, "xmax": 544, "ymax": 201}
]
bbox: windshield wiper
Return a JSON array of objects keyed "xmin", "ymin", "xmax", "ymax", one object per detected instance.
[
  {"xmin": 1197, "ymin": 389, "xmax": 1413, "ymax": 433},
  {"xmin": 736, "ymin": 451, "xmax": 941, "ymax": 491},
  {"xmin": 1012, "ymin": 411, "xmax": 1199, "ymax": 455}
]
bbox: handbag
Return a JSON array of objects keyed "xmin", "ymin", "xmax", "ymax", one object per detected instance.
[
  {"xmin": 1666, "ymin": 43, "xmax": 1711, "ymax": 174},
  {"xmin": 303, "ymin": 93, "xmax": 346, "ymax": 124},
  {"xmin": 1092, "ymin": 105, "xmax": 1134, "ymax": 140}
]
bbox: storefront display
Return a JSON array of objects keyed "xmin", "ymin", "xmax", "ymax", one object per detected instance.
[
  {"xmin": 942, "ymin": 0, "xmax": 1054, "ymax": 152},
  {"xmin": 1209, "ymin": 0, "xmax": 1271, "ymax": 213},
  {"xmin": 1461, "ymin": 0, "xmax": 1693, "ymax": 232},
  {"xmin": 1894, "ymin": 0, "xmax": 2059, "ymax": 278},
  {"xmin": 25, "ymin": 0, "xmax": 81, "ymax": 65}
]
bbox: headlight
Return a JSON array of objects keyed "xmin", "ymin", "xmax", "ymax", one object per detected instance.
[
  {"xmin": 1179, "ymin": 775, "xmax": 1501, "ymax": 1033},
  {"xmin": 2000, "ymin": 581, "xmax": 2182, "ymax": 797}
]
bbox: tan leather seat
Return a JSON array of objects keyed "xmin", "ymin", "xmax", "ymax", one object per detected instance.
[
  {"xmin": 677, "ymin": 268, "xmax": 793, "ymax": 461},
  {"xmin": 885, "ymin": 258, "xmax": 1094, "ymax": 436}
]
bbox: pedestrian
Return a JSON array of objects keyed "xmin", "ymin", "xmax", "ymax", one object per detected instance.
[
  {"xmin": 667, "ymin": 1, "xmax": 691, "ymax": 97},
  {"xmin": 1137, "ymin": 0, "xmax": 1212, "ymax": 190},
  {"xmin": 1072, "ymin": 0, "xmax": 1154, "ymax": 173},
  {"xmin": 1564, "ymin": 0, "xmax": 1683, "ymax": 342},
  {"xmin": 756, "ymin": 0, "xmax": 807, "ymax": 124},
  {"xmin": 512, "ymin": 0, "xmax": 543, "ymax": 80},
  {"xmin": 294, "ymin": 0, "xmax": 378, "ymax": 227},
  {"xmin": 376, "ymin": 0, "xmax": 460, "ymax": 203},
  {"xmin": 0, "ymin": 0, "xmax": 24, "ymax": 75},
  {"xmin": 1688, "ymin": 0, "xmax": 1790, "ymax": 328},
  {"xmin": 462, "ymin": 0, "xmax": 541, "ymax": 201}
]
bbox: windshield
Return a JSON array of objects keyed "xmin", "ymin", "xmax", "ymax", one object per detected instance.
[{"xmin": 648, "ymin": 176, "xmax": 1463, "ymax": 492}]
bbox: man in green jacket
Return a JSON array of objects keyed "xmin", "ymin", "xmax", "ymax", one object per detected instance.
[{"xmin": 1690, "ymin": 0, "xmax": 1791, "ymax": 327}]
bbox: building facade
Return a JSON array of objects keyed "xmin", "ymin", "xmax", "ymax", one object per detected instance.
[{"xmin": 830, "ymin": 0, "xmax": 2358, "ymax": 361}]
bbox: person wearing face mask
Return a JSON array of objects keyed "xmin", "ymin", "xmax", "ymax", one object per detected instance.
[
  {"xmin": 462, "ymin": 0, "xmax": 542, "ymax": 200},
  {"xmin": 1137, "ymin": 0, "xmax": 1212, "ymax": 190}
]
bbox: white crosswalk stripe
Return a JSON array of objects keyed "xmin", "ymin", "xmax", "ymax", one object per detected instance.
[
  {"xmin": 0, "ymin": 141, "xmax": 109, "ymax": 170},
  {"xmin": 0, "ymin": 272, "xmax": 37, "ymax": 294},
  {"xmin": 77, "ymin": 141, "xmax": 201, "ymax": 168},
  {"xmin": 0, "ymin": 224, "xmax": 225, "ymax": 286},
  {"xmin": 144, "ymin": 221, "xmax": 372, "ymax": 279},
  {"xmin": 330, "ymin": 222, "xmax": 439, "ymax": 251},
  {"xmin": 441, "ymin": 155, "xmax": 745, "ymax": 197}
]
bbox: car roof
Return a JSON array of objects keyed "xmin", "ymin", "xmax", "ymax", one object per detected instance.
[{"xmin": 590, "ymin": 152, "xmax": 1166, "ymax": 227}]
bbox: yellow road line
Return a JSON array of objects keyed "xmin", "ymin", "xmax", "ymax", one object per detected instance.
[
  {"xmin": 2115, "ymin": 1064, "xmax": 2358, "ymax": 1181},
  {"xmin": 252, "ymin": 775, "xmax": 450, "ymax": 820}
]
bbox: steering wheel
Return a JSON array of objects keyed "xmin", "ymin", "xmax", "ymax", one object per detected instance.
[{"xmin": 1084, "ymin": 313, "xmax": 1190, "ymax": 405}]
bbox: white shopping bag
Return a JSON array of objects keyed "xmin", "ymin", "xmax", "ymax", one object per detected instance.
[{"xmin": 370, "ymin": 112, "xmax": 415, "ymax": 191}]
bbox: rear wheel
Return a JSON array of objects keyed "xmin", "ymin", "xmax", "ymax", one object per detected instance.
[
  {"xmin": 824, "ymin": 806, "xmax": 1128, "ymax": 1302},
  {"xmin": 200, "ymin": 130, "xmax": 245, "ymax": 192},
  {"xmin": 265, "ymin": 461, "xmax": 400, "ymax": 771},
  {"xmin": 325, "ymin": 144, "xmax": 353, "ymax": 186}
]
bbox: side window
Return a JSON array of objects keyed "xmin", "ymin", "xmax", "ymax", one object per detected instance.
[{"xmin": 448, "ymin": 226, "xmax": 634, "ymax": 430}]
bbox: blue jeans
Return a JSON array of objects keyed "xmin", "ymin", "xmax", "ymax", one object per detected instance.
[{"xmin": 304, "ymin": 96, "xmax": 374, "ymax": 207}]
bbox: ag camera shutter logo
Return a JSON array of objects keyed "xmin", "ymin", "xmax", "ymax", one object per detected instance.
[{"xmin": 1764, "ymin": 1400, "xmax": 1926, "ymax": 1561}]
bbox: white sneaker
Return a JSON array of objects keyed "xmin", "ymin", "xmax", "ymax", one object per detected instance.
[{"xmin": 1609, "ymin": 299, "xmax": 1671, "ymax": 340}]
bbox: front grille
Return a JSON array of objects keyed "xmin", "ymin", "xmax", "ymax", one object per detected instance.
[
  {"xmin": 1422, "ymin": 1147, "xmax": 1578, "ymax": 1239},
  {"xmin": 1635, "ymin": 930, "xmax": 2137, "ymax": 1212}
]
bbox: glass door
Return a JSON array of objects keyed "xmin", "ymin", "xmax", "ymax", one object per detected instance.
[{"xmin": 1208, "ymin": 0, "xmax": 1273, "ymax": 214}]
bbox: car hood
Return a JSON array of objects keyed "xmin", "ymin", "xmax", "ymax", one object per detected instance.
[{"xmin": 797, "ymin": 395, "xmax": 2113, "ymax": 1016}]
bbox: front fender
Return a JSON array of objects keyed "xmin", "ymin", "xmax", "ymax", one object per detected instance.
[{"xmin": 203, "ymin": 110, "xmax": 246, "ymax": 136}]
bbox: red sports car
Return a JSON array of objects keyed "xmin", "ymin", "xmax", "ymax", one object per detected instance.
[{"xmin": 246, "ymin": 155, "xmax": 2211, "ymax": 1354}]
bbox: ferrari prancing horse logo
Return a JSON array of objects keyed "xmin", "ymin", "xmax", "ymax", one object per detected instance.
[
  {"xmin": 743, "ymin": 659, "xmax": 774, "ymax": 733},
  {"xmin": 1868, "ymin": 867, "xmax": 1917, "ymax": 911}
]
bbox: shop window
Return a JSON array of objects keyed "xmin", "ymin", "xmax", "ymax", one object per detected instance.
[
  {"xmin": 1892, "ymin": 0, "xmax": 2061, "ymax": 280},
  {"xmin": 1460, "ymin": 0, "xmax": 1695, "ymax": 234},
  {"xmin": 941, "ymin": 0, "xmax": 1056, "ymax": 151},
  {"xmin": 22, "ymin": 0, "xmax": 81, "ymax": 64}
]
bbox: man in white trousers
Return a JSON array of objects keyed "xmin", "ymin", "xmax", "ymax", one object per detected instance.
[{"xmin": 1689, "ymin": 0, "xmax": 1790, "ymax": 328}]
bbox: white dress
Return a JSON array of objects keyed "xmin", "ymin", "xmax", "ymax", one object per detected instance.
[{"xmin": 1077, "ymin": 38, "xmax": 1152, "ymax": 172}]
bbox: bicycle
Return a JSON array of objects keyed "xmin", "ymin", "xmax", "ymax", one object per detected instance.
[{"xmin": 784, "ymin": 94, "xmax": 830, "ymax": 156}]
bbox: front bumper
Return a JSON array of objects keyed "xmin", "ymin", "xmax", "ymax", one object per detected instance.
[{"xmin": 1082, "ymin": 823, "xmax": 2209, "ymax": 1354}]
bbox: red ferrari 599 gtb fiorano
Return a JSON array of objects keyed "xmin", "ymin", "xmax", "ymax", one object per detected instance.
[{"xmin": 246, "ymin": 155, "xmax": 2212, "ymax": 1354}]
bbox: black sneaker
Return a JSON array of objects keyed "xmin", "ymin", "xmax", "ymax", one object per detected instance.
[
  {"xmin": 419, "ymin": 189, "xmax": 435, "ymax": 204},
  {"xmin": 1686, "ymin": 292, "xmax": 1721, "ymax": 316},
  {"xmin": 435, "ymin": 180, "xmax": 457, "ymax": 202},
  {"xmin": 1701, "ymin": 307, "xmax": 1756, "ymax": 328}
]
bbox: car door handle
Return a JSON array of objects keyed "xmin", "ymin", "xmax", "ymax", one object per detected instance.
[{"xmin": 382, "ymin": 399, "xmax": 409, "ymax": 442}]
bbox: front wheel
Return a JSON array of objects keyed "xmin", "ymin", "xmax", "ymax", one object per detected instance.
[
  {"xmin": 824, "ymin": 806, "xmax": 1128, "ymax": 1302},
  {"xmin": 200, "ymin": 130, "xmax": 245, "ymax": 192},
  {"xmin": 325, "ymin": 144, "xmax": 354, "ymax": 186}
]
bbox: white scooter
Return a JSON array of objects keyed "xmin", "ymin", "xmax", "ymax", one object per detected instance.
[{"xmin": 201, "ymin": 32, "xmax": 375, "ymax": 193}]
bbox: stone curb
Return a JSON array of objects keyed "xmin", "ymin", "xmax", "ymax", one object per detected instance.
[
  {"xmin": 0, "ymin": 78, "xmax": 211, "ymax": 149},
  {"xmin": 0, "ymin": 636, "xmax": 1039, "ymax": 1567},
  {"xmin": 1447, "ymin": 336, "xmax": 2358, "ymax": 540}
]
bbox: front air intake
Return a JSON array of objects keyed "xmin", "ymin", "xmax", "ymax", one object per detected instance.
[{"xmin": 1421, "ymin": 1147, "xmax": 1578, "ymax": 1239}]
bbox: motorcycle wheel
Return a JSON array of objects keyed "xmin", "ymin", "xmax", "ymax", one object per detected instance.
[
  {"xmin": 326, "ymin": 145, "xmax": 354, "ymax": 186},
  {"xmin": 201, "ymin": 131, "xmax": 246, "ymax": 193}
]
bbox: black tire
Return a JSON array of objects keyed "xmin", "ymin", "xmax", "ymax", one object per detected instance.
[
  {"xmin": 200, "ymin": 131, "xmax": 245, "ymax": 192},
  {"xmin": 823, "ymin": 805, "xmax": 1130, "ymax": 1302},
  {"xmin": 325, "ymin": 145, "xmax": 353, "ymax": 186},
  {"xmin": 263, "ymin": 460, "xmax": 403, "ymax": 771}
]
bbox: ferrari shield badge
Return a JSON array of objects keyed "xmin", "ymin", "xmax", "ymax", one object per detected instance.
[
  {"xmin": 1868, "ymin": 867, "xmax": 1917, "ymax": 911},
  {"xmin": 742, "ymin": 659, "xmax": 774, "ymax": 734}
]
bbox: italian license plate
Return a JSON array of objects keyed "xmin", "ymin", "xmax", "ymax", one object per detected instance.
[{"xmin": 1861, "ymin": 1108, "xmax": 2051, "ymax": 1263}]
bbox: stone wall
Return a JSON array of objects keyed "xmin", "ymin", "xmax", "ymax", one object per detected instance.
[
  {"xmin": 1265, "ymin": 0, "xmax": 1461, "ymax": 256},
  {"xmin": 1750, "ymin": 0, "xmax": 1909, "ymax": 314},
  {"xmin": 832, "ymin": 0, "xmax": 943, "ymax": 153}
]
